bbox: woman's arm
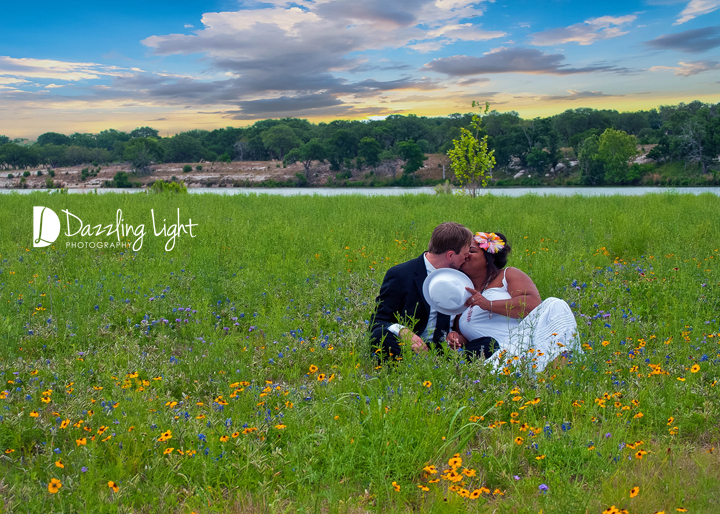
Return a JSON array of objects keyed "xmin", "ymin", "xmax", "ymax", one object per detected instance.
[{"xmin": 466, "ymin": 267, "xmax": 542, "ymax": 319}]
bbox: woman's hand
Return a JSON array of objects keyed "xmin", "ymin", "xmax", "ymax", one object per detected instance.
[
  {"xmin": 446, "ymin": 331, "xmax": 468, "ymax": 350},
  {"xmin": 465, "ymin": 287, "xmax": 492, "ymax": 310}
]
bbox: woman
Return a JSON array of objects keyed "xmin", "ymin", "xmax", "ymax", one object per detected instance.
[{"xmin": 446, "ymin": 232, "xmax": 579, "ymax": 373}]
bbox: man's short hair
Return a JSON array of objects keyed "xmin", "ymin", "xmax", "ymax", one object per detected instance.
[{"xmin": 428, "ymin": 222, "xmax": 473, "ymax": 255}]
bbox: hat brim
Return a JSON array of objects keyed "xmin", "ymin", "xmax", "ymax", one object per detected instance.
[{"xmin": 422, "ymin": 268, "xmax": 474, "ymax": 316}]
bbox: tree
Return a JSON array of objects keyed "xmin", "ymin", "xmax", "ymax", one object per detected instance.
[
  {"xmin": 577, "ymin": 135, "xmax": 604, "ymax": 185},
  {"xmin": 38, "ymin": 144, "xmax": 68, "ymax": 168},
  {"xmin": 124, "ymin": 138, "xmax": 163, "ymax": 175},
  {"xmin": 284, "ymin": 138, "xmax": 326, "ymax": 180},
  {"xmin": 37, "ymin": 132, "xmax": 71, "ymax": 146},
  {"xmin": 526, "ymin": 147, "xmax": 549, "ymax": 172},
  {"xmin": 0, "ymin": 135, "xmax": 9, "ymax": 145},
  {"xmin": 262, "ymin": 125, "xmax": 301, "ymax": 160},
  {"xmin": 397, "ymin": 140, "xmax": 427, "ymax": 182},
  {"xmin": 69, "ymin": 133, "xmax": 97, "ymax": 148},
  {"xmin": 447, "ymin": 101, "xmax": 496, "ymax": 197},
  {"xmin": 130, "ymin": 127, "xmax": 159, "ymax": 139},
  {"xmin": 679, "ymin": 108, "xmax": 720, "ymax": 173},
  {"xmin": 163, "ymin": 134, "xmax": 206, "ymax": 163},
  {"xmin": 358, "ymin": 137, "xmax": 382, "ymax": 167},
  {"xmin": 598, "ymin": 128, "xmax": 637, "ymax": 184}
]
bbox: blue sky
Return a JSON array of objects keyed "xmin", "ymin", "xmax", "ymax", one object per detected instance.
[{"xmin": 1, "ymin": 0, "xmax": 719, "ymax": 138}]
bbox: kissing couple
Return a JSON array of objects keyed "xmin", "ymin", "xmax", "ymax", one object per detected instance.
[{"xmin": 369, "ymin": 222, "xmax": 579, "ymax": 373}]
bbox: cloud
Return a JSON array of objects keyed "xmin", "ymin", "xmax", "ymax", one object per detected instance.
[
  {"xmin": 649, "ymin": 59, "xmax": 720, "ymax": 75},
  {"xmin": 646, "ymin": 25, "xmax": 720, "ymax": 52},
  {"xmin": 540, "ymin": 89, "xmax": 622, "ymax": 101},
  {"xmin": 136, "ymin": 0, "xmax": 501, "ymax": 115},
  {"xmin": 423, "ymin": 47, "xmax": 629, "ymax": 76},
  {"xmin": 530, "ymin": 15, "xmax": 637, "ymax": 46},
  {"xmin": 184, "ymin": 24, "xmax": 194, "ymax": 28},
  {"xmin": 675, "ymin": 0, "xmax": 720, "ymax": 24},
  {"xmin": 457, "ymin": 77, "xmax": 491, "ymax": 86},
  {"xmin": 0, "ymin": 56, "xmax": 133, "ymax": 81}
]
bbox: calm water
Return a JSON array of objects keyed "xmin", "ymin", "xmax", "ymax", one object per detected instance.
[{"xmin": 2, "ymin": 186, "xmax": 720, "ymax": 196}]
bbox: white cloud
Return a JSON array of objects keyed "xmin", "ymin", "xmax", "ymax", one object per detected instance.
[
  {"xmin": 675, "ymin": 0, "xmax": 720, "ymax": 24},
  {"xmin": 530, "ymin": 15, "xmax": 637, "ymax": 46},
  {"xmin": 0, "ymin": 56, "xmax": 135, "ymax": 81},
  {"xmin": 649, "ymin": 59, "xmax": 720, "ymax": 75}
]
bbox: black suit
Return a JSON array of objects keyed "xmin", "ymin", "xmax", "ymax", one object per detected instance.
[{"xmin": 370, "ymin": 254, "xmax": 437, "ymax": 359}]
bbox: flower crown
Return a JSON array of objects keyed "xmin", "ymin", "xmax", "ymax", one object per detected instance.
[{"xmin": 474, "ymin": 232, "xmax": 505, "ymax": 254}]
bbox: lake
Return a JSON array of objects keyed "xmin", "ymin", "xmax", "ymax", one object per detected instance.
[{"xmin": 2, "ymin": 186, "xmax": 720, "ymax": 196}]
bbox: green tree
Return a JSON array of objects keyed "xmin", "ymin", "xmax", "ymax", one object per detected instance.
[
  {"xmin": 358, "ymin": 137, "xmax": 382, "ymax": 167},
  {"xmin": 284, "ymin": 138, "xmax": 326, "ymax": 180},
  {"xmin": 124, "ymin": 138, "xmax": 163, "ymax": 176},
  {"xmin": 38, "ymin": 144, "xmax": 68, "ymax": 168},
  {"xmin": 262, "ymin": 125, "xmax": 301, "ymax": 160},
  {"xmin": 526, "ymin": 147, "xmax": 549, "ymax": 172},
  {"xmin": 130, "ymin": 127, "xmax": 159, "ymax": 139},
  {"xmin": 397, "ymin": 140, "xmax": 427, "ymax": 182},
  {"xmin": 577, "ymin": 135, "xmax": 604, "ymax": 186},
  {"xmin": 447, "ymin": 101, "xmax": 496, "ymax": 197},
  {"xmin": 37, "ymin": 132, "xmax": 71, "ymax": 146},
  {"xmin": 163, "ymin": 134, "xmax": 206, "ymax": 163},
  {"xmin": 598, "ymin": 128, "xmax": 637, "ymax": 185}
]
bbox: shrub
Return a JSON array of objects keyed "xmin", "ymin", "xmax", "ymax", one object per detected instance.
[
  {"xmin": 7, "ymin": 173, "xmax": 12, "ymax": 179},
  {"xmin": 183, "ymin": 165, "xmax": 192, "ymax": 173},
  {"xmin": 150, "ymin": 180, "xmax": 188, "ymax": 194},
  {"xmin": 45, "ymin": 177, "xmax": 54, "ymax": 189},
  {"xmin": 23, "ymin": 171, "xmax": 30, "ymax": 177},
  {"xmin": 49, "ymin": 170, "xmax": 55, "ymax": 177},
  {"xmin": 36, "ymin": 170, "xmax": 43, "ymax": 176},
  {"xmin": 196, "ymin": 165, "xmax": 202, "ymax": 171}
]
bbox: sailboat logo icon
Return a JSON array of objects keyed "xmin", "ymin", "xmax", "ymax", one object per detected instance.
[{"xmin": 33, "ymin": 206, "xmax": 61, "ymax": 247}]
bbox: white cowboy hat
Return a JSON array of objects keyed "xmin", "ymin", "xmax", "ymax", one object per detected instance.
[{"xmin": 422, "ymin": 268, "xmax": 474, "ymax": 315}]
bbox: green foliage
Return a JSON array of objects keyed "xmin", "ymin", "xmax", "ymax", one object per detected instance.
[
  {"xmin": 598, "ymin": 128, "xmax": 638, "ymax": 185},
  {"xmin": 107, "ymin": 171, "xmax": 135, "ymax": 188},
  {"xmin": 22, "ymin": 171, "xmax": 30, "ymax": 177},
  {"xmin": 182, "ymin": 165, "xmax": 192, "ymax": 173},
  {"xmin": 397, "ymin": 140, "xmax": 427, "ymax": 181},
  {"xmin": 358, "ymin": 137, "xmax": 382, "ymax": 167},
  {"xmin": 196, "ymin": 165, "xmax": 202, "ymax": 171},
  {"xmin": 447, "ymin": 101, "xmax": 496, "ymax": 197},
  {"xmin": 163, "ymin": 134, "xmax": 206, "ymax": 163},
  {"xmin": 123, "ymin": 138, "xmax": 163, "ymax": 176},
  {"xmin": 149, "ymin": 180, "xmax": 188, "ymax": 194},
  {"xmin": 262, "ymin": 124, "xmax": 301, "ymax": 160}
]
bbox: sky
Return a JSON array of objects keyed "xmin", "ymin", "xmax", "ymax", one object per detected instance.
[{"xmin": 1, "ymin": 0, "xmax": 719, "ymax": 139}]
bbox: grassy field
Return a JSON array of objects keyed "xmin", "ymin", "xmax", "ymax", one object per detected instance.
[{"xmin": 0, "ymin": 191, "xmax": 719, "ymax": 513}]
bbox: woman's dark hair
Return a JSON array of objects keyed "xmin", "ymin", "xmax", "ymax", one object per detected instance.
[{"xmin": 482, "ymin": 232, "xmax": 511, "ymax": 285}]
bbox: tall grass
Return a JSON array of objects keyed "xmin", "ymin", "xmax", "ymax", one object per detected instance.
[{"xmin": 0, "ymin": 191, "xmax": 718, "ymax": 513}]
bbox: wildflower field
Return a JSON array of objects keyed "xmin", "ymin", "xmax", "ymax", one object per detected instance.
[{"xmin": 0, "ymin": 192, "xmax": 719, "ymax": 513}]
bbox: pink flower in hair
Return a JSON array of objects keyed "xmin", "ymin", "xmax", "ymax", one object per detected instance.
[{"xmin": 474, "ymin": 232, "xmax": 505, "ymax": 254}]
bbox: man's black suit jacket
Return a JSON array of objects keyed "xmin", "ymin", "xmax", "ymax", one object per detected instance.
[{"xmin": 370, "ymin": 254, "xmax": 431, "ymax": 346}]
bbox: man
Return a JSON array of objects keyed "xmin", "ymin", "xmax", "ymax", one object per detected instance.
[{"xmin": 370, "ymin": 222, "xmax": 473, "ymax": 360}]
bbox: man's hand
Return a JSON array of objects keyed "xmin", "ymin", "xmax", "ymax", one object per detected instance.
[
  {"xmin": 446, "ymin": 330, "xmax": 468, "ymax": 350},
  {"xmin": 400, "ymin": 328, "xmax": 428, "ymax": 353}
]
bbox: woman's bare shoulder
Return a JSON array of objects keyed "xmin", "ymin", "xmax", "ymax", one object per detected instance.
[{"xmin": 505, "ymin": 267, "xmax": 534, "ymax": 283}]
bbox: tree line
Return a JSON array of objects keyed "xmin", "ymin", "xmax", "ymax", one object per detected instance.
[{"xmin": 1, "ymin": 100, "xmax": 718, "ymax": 186}]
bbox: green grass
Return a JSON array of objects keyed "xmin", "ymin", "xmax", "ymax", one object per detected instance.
[{"xmin": 1, "ymin": 191, "xmax": 719, "ymax": 513}]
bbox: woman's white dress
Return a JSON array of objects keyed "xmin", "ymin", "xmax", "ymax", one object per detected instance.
[{"xmin": 458, "ymin": 268, "xmax": 580, "ymax": 373}]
